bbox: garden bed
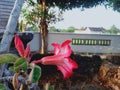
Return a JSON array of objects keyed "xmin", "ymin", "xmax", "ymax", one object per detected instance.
[{"xmin": 31, "ymin": 53, "xmax": 120, "ymax": 90}]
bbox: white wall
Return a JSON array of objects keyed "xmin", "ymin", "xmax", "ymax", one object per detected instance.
[
  {"xmin": 48, "ymin": 32, "xmax": 120, "ymax": 54},
  {"xmin": 29, "ymin": 32, "xmax": 120, "ymax": 54},
  {"xmin": 28, "ymin": 32, "xmax": 41, "ymax": 52}
]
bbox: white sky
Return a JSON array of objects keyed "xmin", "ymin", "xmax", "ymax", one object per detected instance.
[{"xmin": 50, "ymin": 5, "xmax": 120, "ymax": 29}]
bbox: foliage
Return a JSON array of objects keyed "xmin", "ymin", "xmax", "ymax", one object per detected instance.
[
  {"xmin": 49, "ymin": 26, "xmax": 76, "ymax": 32},
  {"xmin": 21, "ymin": 0, "xmax": 109, "ymax": 31},
  {"xmin": 0, "ymin": 84, "xmax": 6, "ymax": 90},
  {"xmin": 48, "ymin": 85, "xmax": 54, "ymax": 90},
  {"xmin": 21, "ymin": 1, "xmax": 63, "ymax": 31},
  {"xmin": 105, "ymin": 25, "xmax": 119, "ymax": 34},
  {"xmin": 3, "ymin": 56, "xmax": 41, "ymax": 89},
  {"xmin": 29, "ymin": 64, "xmax": 41, "ymax": 83},
  {"xmin": 0, "ymin": 54, "xmax": 18, "ymax": 64},
  {"xmin": 0, "ymin": 35, "xmax": 41, "ymax": 90},
  {"xmin": 18, "ymin": 20, "xmax": 25, "ymax": 32},
  {"xmin": 107, "ymin": 0, "xmax": 120, "ymax": 12},
  {"xmin": 14, "ymin": 58, "xmax": 28, "ymax": 73},
  {"xmin": 60, "ymin": 26, "xmax": 76, "ymax": 32},
  {"xmin": 67, "ymin": 27, "xmax": 76, "ymax": 32},
  {"xmin": 49, "ymin": 26, "xmax": 59, "ymax": 32},
  {"xmin": 26, "ymin": 0, "xmax": 109, "ymax": 10}
]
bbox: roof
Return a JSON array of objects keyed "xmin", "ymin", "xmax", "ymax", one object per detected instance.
[
  {"xmin": 76, "ymin": 27, "xmax": 106, "ymax": 32},
  {"xmin": 88, "ymin": 27, "xmax": 105, "ymax": 32},
  {"xmin": 0, "ymin": 0, "xmax": 15, "ymax": 32}
]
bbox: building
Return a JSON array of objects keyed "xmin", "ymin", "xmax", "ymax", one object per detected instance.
[
  {"xmin": 74, "ymin": 27, "xmax": 106, "ymax": 34},
  {"xmin": 0, "ymin": 0, "xmax": 15, "ymax": 32}
]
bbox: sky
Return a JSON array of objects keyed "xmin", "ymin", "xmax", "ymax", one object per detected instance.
[{"xmin": 50, "ymin": 5, "xmax": 120, "ymax": 29}]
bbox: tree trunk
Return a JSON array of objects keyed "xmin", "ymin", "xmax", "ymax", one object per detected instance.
[
  {"xmin": 40, "ymin": 0, "xmax": 48, "ymax": 54},
  {"xmin": 40, "ymin": 19, "xmax": 48, "ymax": 54},
  {"xmin": 0, "ymin": 0, "xmax": 24, "ymax": 53}
]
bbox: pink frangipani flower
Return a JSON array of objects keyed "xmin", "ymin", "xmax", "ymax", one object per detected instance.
[
  {"xmin": 33, "ymin": 40, "xmax": 78, "ymax": 78},
  {"xmin": 14, "ymin": 35, "xmax": 30, "ymax": 60}
]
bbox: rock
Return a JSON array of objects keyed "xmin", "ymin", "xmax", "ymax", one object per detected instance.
[
  {"xmin": 97, "ymin": 61, "xmax": 120, "ymax": 90},
  {"xmin": 106, "ymin": 55, "xmax": 120, "ymax": 65}
]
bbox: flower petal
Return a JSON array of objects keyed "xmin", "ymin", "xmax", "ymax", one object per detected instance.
[
  {"xmin": 14, "ymin": 35, "xmax": 25, "ymax": 57},
  {"xmin": 57, "ymin": 58, "xmax": 78, "ymax": 78},
  {"xmin": 32, "ymin": 55, "xmax": 78, "ymax": 79},
  {"xmin": 60, "ymin": 40, "xmax": 72, "ymax": 57},
  {"xmin": 52, "ymin": 43, "xmax": 61, "ymax": 55},
  {"xmin": 66, "ymin": 58, "xmax": 78, "ymax": 69},
  {"xmin": 57, "ymin": 66, "xmax": 73, "ymax": 78},
  {"xmin": 33, "ymin": 55, "xmax": 64, "ymax": 65},
  {"xmin": 32, "ymin": 40, "xmax": 78, "ymax": 79},
  {"xmin": 61, "ymin": 40, "xmax": 71, "ymax": 47}
]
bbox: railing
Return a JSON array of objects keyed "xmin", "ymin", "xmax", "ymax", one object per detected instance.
[{"xmin": 72, "ymin": 39, "xmax": 111, "ymax": 46}]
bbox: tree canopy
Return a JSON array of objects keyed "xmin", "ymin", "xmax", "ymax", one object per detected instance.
[
  {"xmin": 108, "ymin": 0, "xmax": 120, "ymax": 12},
  {"xmin": 27, "ymin": 0, "xmax": 109, "ymax": 10},
  {"xmin": 105, "ymin": 25, "xmax": 120, "ymax": 34}
]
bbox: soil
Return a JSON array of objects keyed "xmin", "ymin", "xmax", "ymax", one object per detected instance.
[{"xmin": 30, "ymin": 53, "xmax": 119, "ymax": 90}]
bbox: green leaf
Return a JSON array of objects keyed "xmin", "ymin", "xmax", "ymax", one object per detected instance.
[
  {"xmin": 0, "ymin": 54, "xmax": 18, "ymax": 64},
  {"xmin": 29, "ymin": 64, "xmax": 41, "ymax": 83},
  {"xmin": 9, "ymin": 66, "xmax": 14, "ymax": 72},
  {"xmin": 14, "ymin": 58, "xmax": 27, "ymax": 73},
  {"xmin": 0, "ymin": 83, "xmax": 6, "ymax": 90},
  {"xmin": 48, "ymin": 85, "xmax": 54, "ymax": 90}
]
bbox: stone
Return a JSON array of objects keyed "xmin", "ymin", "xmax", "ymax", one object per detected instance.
[{"xmin": 97, "ymin": 61, "xmax": 120, "ymax": 90}]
